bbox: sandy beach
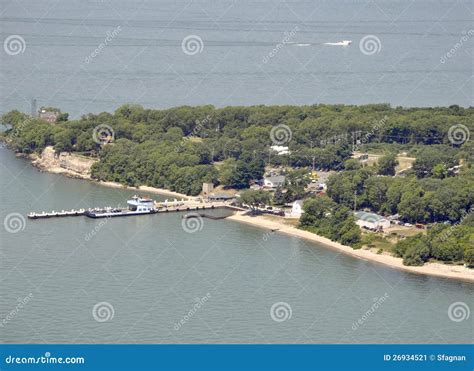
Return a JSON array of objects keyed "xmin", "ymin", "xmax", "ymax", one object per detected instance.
[
  {"xmin": 228, "ymin": 212, "xmax": 474, "ymax": 283},
  {"xmin": 97, "ymin": 181, "xmax": 189, "ymax": 200}
]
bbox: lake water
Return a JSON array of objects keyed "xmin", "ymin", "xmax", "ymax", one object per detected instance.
[
  {"xmin": 1, "ymin": 0, "xmax": 472, "ymax": 118},
  {"xmin": 1, "ymin": 148, "xmax": 472, "ymax": 343}
]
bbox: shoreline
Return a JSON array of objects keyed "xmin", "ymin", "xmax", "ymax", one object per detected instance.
[
  {"xmin": 13, "ymin": 147, "xmax": 474, "ymax": 283},
  {"xmin": 23, "ymin": 149, "xmax": 189, "ymax": 200},
  {"xmin": 227, "ymin": 212, "xmax": 474, "ymax": 283},
  {"xmin": 96, "ymin": 181, "xmax": 189, "ymax": 200}
]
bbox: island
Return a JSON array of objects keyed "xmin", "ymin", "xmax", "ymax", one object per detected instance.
[{"xmin": 2, "ymin": 103, "xmax": 473, "ymax": 281}]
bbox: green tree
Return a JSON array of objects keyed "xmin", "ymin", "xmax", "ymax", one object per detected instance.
[
  {"xmin": 344, "ymin": 158, "xmax": 361, "ymax": 171},
  {"xmin": 403, "ymin": 241, "xmax": 430, "ymax": 266},
  {"xmin": 377, "ymin": 153, "xmax": 398, "ymax": 176},
  {"xmin": 238, "ymin": 190, "xmax": 271, "ymax": 213},
  {"xmin": 273, "ymin": 186, "xmax": 285, "ymax": 205}
]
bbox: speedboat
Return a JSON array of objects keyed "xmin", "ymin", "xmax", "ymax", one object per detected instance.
[{"xmin": 324, "ymin": 40, "xmax": 352, "ymax": 46}]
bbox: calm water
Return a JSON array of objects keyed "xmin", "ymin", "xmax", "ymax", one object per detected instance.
[
  {"xmin": 0, "ymin": 0, "xmax": 473, "ymax": 118},
  {"xmin": 0, "ymin": 148, "xmax": 472, "ymax": 343}
]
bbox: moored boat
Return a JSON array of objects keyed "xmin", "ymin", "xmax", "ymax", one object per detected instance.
[{"xmin": 85, "ymin": 196, "xmax": 156, "ymax": 218}]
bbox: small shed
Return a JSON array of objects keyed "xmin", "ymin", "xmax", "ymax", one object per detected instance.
[{"xmin": 208, "ymin": 193, "xmax": 236, "ymax": 202}]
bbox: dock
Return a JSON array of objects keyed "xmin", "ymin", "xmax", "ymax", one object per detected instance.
[
  {"xmin": 28, "ymin": 209, "xmax": 87, "ymax": 219},
  {"xmin": 182, "ymin": 213, "xmax": 230, "ymax": 220},
  {"xmin": 27, "ymin": 202, "xmax": 244, "ymax": 220}
]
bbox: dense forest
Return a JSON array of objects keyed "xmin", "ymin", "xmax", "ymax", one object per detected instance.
[
  {"xmin": 2, "ymin": 103, "xmax": 473, "ymax": 265},
  {"xmin": 393, "ymin": 213, "xmax": 473, "ymax": 267},
  {"xmin": 2, "ymin": 103, "xmax": 473, "ymax": 194},
  {"xmin": 327, "ymin": 159, "xmax": 473, "ymax": 224}
]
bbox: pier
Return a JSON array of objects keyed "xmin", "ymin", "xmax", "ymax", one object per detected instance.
[
  {"xmin": 28, "ymin": 209, "xmax": 87, "ymax": 219},
  {"xmin": 182, "ymin": 213, "xmax": 231, "ymax": 220},
  {"xmin": 27, "ymin": 201, "xmax": 244, "ymax": 220}
]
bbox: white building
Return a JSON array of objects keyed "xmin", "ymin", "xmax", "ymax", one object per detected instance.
[
  {"xmin": 290, "ymin": 200, "xmax": 304, "ymax": 217},
  {"xmin": 270, "ymin": 145, "xmax": 290, "ymax": 155},
  {"xmin": 263, "ymin": 175, "xmax": 285, "ymax": 189},
  {"xmin": 354, "ymin": 211, "xmax": 390, "ymax": 231}
]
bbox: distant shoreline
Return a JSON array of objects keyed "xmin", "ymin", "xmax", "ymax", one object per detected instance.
[
  {"xmin": 10, "ymin": 147, "xmax": 474, "ymax": 283},
  {"xmin": 227, "ymin": 212, "xmax": 474, "ymax": 283}
]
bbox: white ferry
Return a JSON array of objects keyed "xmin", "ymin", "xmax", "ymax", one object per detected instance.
[{"xmin": 85, "ymin": 196, "xmax": 156, "ymax": 218}]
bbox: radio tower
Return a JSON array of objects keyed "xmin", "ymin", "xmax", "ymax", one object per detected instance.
[{"xmin": 31, "ymin": 99, "xmax": 37, "ymax": 117}]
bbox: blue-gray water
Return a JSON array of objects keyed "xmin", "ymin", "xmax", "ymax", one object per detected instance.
[
  {"xmin": 0, "ymin": 0, "xmax": 472, "ymax": 118},
  {"xmin": 1, "ymin": 148, "xmax": 472, "ymax": 343}
]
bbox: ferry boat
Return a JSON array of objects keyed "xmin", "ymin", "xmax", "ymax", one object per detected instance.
[{"xmin": 85, "ymin": 196, "xmax": 156, "ymax": 218}]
